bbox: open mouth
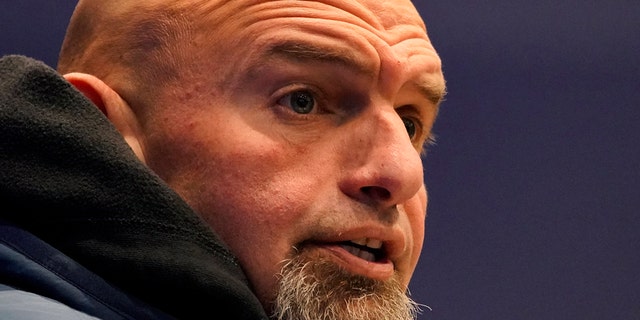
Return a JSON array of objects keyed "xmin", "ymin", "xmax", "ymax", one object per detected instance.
[{"xmin": 337, "ymin": 238, "xmax": 385, "ymax": 262}]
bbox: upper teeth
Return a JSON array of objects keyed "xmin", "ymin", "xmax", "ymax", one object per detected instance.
[{"xmin": 352, "ymin": 238, "xmax": 383, "ymax": 249}]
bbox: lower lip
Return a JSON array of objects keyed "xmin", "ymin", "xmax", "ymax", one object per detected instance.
[{"xmin": 320, "ymin": 244, "xmax": 396, "ymax": 280}]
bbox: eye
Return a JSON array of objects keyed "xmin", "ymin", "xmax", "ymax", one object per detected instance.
[
  {"xmin": 402, "ymin": 116, "xmax": 418, "ymax": 139},
  {"xmin": 278, "ymin": 90, "xmax": 316, "ymax": 114}
]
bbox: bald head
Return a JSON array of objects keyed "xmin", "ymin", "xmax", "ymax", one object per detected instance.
[
  {"xmin": 57, "ymin": 0, "xmax": 438, "ymax": 118},
  {"xmin": 58, "ymin": 0, "xmax": 232, "ymax": 114},
  {"xmin": 58, "ymin": 0, "xmax": 429, "ymax": 76},
  {"xmin": 60, "ymin": 1, "xmax": 189, "ymax": 81}
]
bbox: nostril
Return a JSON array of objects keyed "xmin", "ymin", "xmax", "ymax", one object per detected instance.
[{"xmin": 360, "ymin": 186, "xmax": 391, "ymax": 202}]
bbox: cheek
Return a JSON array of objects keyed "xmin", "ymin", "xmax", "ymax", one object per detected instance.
[
  {"xmin": 191, "ymin": 138, "xmax": 325, "ymax": 300},
  {"xmin": 402, "ymin": 185, "xmax": 428, "ymax": 280},
  {"xmin": 178, "ymin": 128, "xmax": 318, "ymax": 249}
]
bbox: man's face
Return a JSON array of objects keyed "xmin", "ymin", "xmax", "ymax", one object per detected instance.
[{"xmin": 139, "ymin": 0, "xmax": 444, "ymax": 317}]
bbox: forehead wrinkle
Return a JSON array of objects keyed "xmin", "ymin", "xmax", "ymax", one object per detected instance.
[
  {"xmin": 264, "ymin": 40, "xmax": 376, "ymax": 77},
  {"xmin": 296, "ymin": 0, "xmax": 425, "ymax": 33}
]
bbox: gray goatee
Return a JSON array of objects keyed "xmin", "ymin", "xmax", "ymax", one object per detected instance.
[{"xmin": 270, "ymin": 251, "xmax": 422, "ymax": 320}]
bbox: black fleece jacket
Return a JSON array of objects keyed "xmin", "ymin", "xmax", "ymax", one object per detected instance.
[{"xmin": 0, "ymin": 55, "xmax": 268, "ymax": 320}]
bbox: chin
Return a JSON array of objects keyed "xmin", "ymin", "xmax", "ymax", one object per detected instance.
[{"xmin": 269, "ymin": 249, "xmax": 422, "ymax": 320}]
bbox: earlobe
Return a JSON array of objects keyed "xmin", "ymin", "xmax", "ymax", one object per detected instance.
[{"xmin": 63, "ymin": 72, "xmax": 147, "ymax": 163}]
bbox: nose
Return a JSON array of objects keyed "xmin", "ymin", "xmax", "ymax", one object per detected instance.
[{"xmin": 338, "ymin": 107, "xmax": 424, "ymax": 210}]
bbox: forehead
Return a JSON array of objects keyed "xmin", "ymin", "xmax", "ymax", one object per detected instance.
[
  {"xmin": 193, "ymin": 0, "xmax": 427, "ymax": 40},
  {"xmin": 181, "ymin": 0, "xmax": 444, "ymax": 101},
  {"xmin": 192, "ymin": 0, "xmax": 436, "ymax": 63},
  {"xmin": 294, "ymin": 0, "xmax": 426, "ymax": 29}
]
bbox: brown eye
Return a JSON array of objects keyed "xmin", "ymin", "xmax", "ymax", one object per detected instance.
[{"xmin": 402, "ymin": 117, "xmax": 417, "ymax": 139}]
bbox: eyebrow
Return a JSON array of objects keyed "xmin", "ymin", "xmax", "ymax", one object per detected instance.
[
  {"xmin": 265, "ymin": 40, "xmax": 446, "ymax": 106},
  {"xmin": 416, "ymin": 80, "xmax": 447, "ymax": 106},
  {"xmin": 265, "ymin": 41, "xmax": 374, "ymax": 76}
]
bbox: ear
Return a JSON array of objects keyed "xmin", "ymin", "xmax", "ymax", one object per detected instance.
[{"xmin": 64, "ymin": 72, "xmax": 147, "ymax": 163}]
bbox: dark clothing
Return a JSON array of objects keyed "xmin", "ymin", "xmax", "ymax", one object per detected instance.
[{"xmin": 0, "ymin": 55, "xmax": 268, "ymax": 319}]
